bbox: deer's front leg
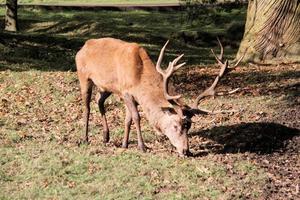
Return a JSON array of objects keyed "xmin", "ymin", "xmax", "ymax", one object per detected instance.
[
  {"xmin": 122, "ymin": 106, "xmax": 132, "ymax": 148},
  {"xmin": 123, "ymin": 93, "xmax": 146, "ymax": 152},
  {"xmin": 96, "ymin": 91, "xmax": 111, "ymax": 143}
]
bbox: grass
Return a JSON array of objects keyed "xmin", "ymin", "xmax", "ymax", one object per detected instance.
[
  {"xmin": 0, "ymin": 71, "xmax": 265, "ymax": 199},
  {"xmin": 1, "ymin": 63, "xmax": 299, "ymax": 199},
  {"xmin": 0, "ymin": 0, "xmax": 239, "ymax": 4},
  {"xmin": 1, "ymin": 66, "xmax": 299, "ymax": 199},
  {"xmin": 0, "ymin": 0, "xmax": 239, "ymax": 5},
  {"xmin": 0, "ymin": 6, "xmax": 246, "ymax": 71},
  {"xmin": 0, "ymin": 0, "xmax": 179, "ymax": 4},
  {"xmin": 0, "ymin": 139, "xmax": 266, "ymax": 199},
  {"xmin": 1, "ymin": 5, "xmax": 299, "ymax": 200}
]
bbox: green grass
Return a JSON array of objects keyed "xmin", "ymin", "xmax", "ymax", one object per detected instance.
[
  {"xmin": 1, "ymin": 0, "xmax": 179, "ymax": 4},
  {"xmin": 0, "ymin": 70, "xmax": 267, "ymax": 199},
  {"xmin": 0, "ymin": 0, "xmax": 240, "ymax": 4},
  {"xmin": 0, "ymin": 6, "xmax": 246, "ymax": 71},
  {"xmin": 0, "ymin": 139, "xmax": 267, "ymax": 199},
  {"xmin": 1, "ymin": 64, "xmax": 299, "ymax": 199}
]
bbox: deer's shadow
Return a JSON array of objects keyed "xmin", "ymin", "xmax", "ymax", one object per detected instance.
[{"xmin": 189, "ymin": 122, "xmax": 299, "ymax": 156}]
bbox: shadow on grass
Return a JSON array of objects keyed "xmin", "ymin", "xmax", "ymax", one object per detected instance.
[
  {"xmin": 0, "ymin": 31, "xmax": 83, "ymax": 71},
  {"xmin": 0, "ymin": 30, "xmax": 235, "ymax": 71},
  {"xmin": 190, "ymin": 122, "xmax": 299, "ymax": 156},
  {"xmin": 0, "ymin": 6, "xmax": 247, "ymax": 71}
]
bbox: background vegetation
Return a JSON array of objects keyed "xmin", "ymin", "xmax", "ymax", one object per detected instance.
[{"xmin": 0, "ymin": 6, "xmax": 246, "ymax": 71}]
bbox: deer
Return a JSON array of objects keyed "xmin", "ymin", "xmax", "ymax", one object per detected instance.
[{"xmin": 75, "ymin": 37, "xmax": 242, "ymax": 157}]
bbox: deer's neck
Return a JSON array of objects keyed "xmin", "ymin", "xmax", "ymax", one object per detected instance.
[
  {"xmin": 131, "ymin": 49, "xmax": 168, "ymax": 128},
  {"xmin": 135, "ymin": 91, "xmax": 166, "ymax": 128},
  {"xmin": 131, "ymin": 66, "xmax": 168, "ymax": 130}
]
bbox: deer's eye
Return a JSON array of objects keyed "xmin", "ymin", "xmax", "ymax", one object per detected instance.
[
  {"xmin": 182, "ymin": 120, "xmax": 191, "ymax": 130},
  {"xmin": 174, "ymin": 125, "xmax": 179, "ymax": 132}
]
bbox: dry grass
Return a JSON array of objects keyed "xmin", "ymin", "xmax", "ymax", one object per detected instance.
[{"xmin": 1, "ymin": 64, "xmax": 299, "ymax": 199}]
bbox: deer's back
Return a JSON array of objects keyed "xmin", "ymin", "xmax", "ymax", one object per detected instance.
[{"xmin": 76, "ymin": 38, "xmax": 147, "ymax": 95}]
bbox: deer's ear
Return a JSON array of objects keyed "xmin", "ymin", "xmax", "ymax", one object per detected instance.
[
  {"xmin": 161, "ymin": 105, "xmax": 185, "ymax": 119},
  {"xmin": 161, "ymin": 106, "xmax": 177, "ymax": 115},
  {"xmin": 182, "ymin": 107, "xmax": 195, "ymax": 119}
]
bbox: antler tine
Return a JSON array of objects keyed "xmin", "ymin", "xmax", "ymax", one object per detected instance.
[
  {"xmin": 210, "ymin": 38, "xmax": 224, "ymax": 65},
  {"xmin": 233, "ymin": 54, "xmax": 244, "ymax": 68},
  {"xmin": 156, "ymin": 41, "xmax": 185, "ymax": 101},
  {"xmin": 217, "ymin": 37, "xmax": 223, "ymax": 60},
  {"xmin": 190, "ymin": 39, "xmax": 244, "ymax": 113},
  {"xmin": 163, "ymin": 54, "xmax": 186, "ymax": 100},
  {"xmin": 192, "ymin": 74, "xmax": 221, "ymax": 109},
  {"xmin": 211, "ymin": 49, "xmax": 223, "ymax": 65},
  {"xmin": 170, "ymin": 54, "xmax": 185, "ymax": 72},
  {"xmin": 192, "ymin": 39, "xmax": 230, "ymax": 109},
  {"xmin": 156, "ymin": 40, "xmax": 169, "ymax": 74}
]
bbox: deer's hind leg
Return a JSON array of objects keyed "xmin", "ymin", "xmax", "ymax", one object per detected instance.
[{"xmin": 96, "ymin": 91, "xmax": 112, "ymax": 143}]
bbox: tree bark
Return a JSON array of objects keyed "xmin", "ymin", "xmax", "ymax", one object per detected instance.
[
  {"xmin": 5, "ymin": 0, "xmax": 18, "ymax": 32},
  {"xmin": 236, "ymin": 0, "xmax": 300, "ymax": 64}
]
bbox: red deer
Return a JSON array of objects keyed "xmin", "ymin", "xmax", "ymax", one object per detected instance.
[{"xmin": 75, "ymin": 37, "xmax": 242, "ymax": 157}]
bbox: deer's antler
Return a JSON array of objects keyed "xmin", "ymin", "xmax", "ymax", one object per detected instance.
[
  {"xmin": 192, "ymin": 38, "xmax": 243, "ymax": 109},
  {"xmin": 156, "ymin": 40, "xmax": 186, "ymax": 101}
]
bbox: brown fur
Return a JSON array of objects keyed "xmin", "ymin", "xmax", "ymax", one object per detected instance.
[{"xmin": 76, "ymin": 37, "xmax": 189, "ymax": 155}]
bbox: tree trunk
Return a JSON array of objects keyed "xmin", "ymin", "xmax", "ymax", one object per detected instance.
[
  {"xmin": 5, "ymin": 0, "xmax": 18, "ymax": 32},
  {"xmin": 236, "ymin": 0, "xmax": 300, "ymax": 64}
]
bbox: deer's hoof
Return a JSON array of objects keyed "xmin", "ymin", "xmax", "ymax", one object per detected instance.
[
  {"xmin": 178, "ymin": 149, "xmax": 192, "ymax": 158},
  {"xmin": 138, "ymin": 145, "xmax": 147, "ymax": 153},
  {"xmin": 103, "ymin": 132, "xmax": 110, "ymax": 143},
  {"xmin": 77, "ymin": 139, "xmax": 90, "ymax": 146},
  {"xmin": 103, "ymin": 138, "xmax": 110, "ymax": 144}
]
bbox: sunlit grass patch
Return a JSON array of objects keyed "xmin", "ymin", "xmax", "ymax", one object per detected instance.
[
  {"xmin": 0, "ymin": 139, "xmax": 267, "ymax": 199},
  {"xmin": 2, "ymin": 64, "xmax": 298, "ymax": 199},
  {"xmin": 0, "ymin": 7, "xmax": 4, "ymax": 16}
]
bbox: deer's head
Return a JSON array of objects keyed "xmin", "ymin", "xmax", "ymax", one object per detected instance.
[{"xmin": 155, "ymin": 39, "xmax": 243, "ymax": 157}]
